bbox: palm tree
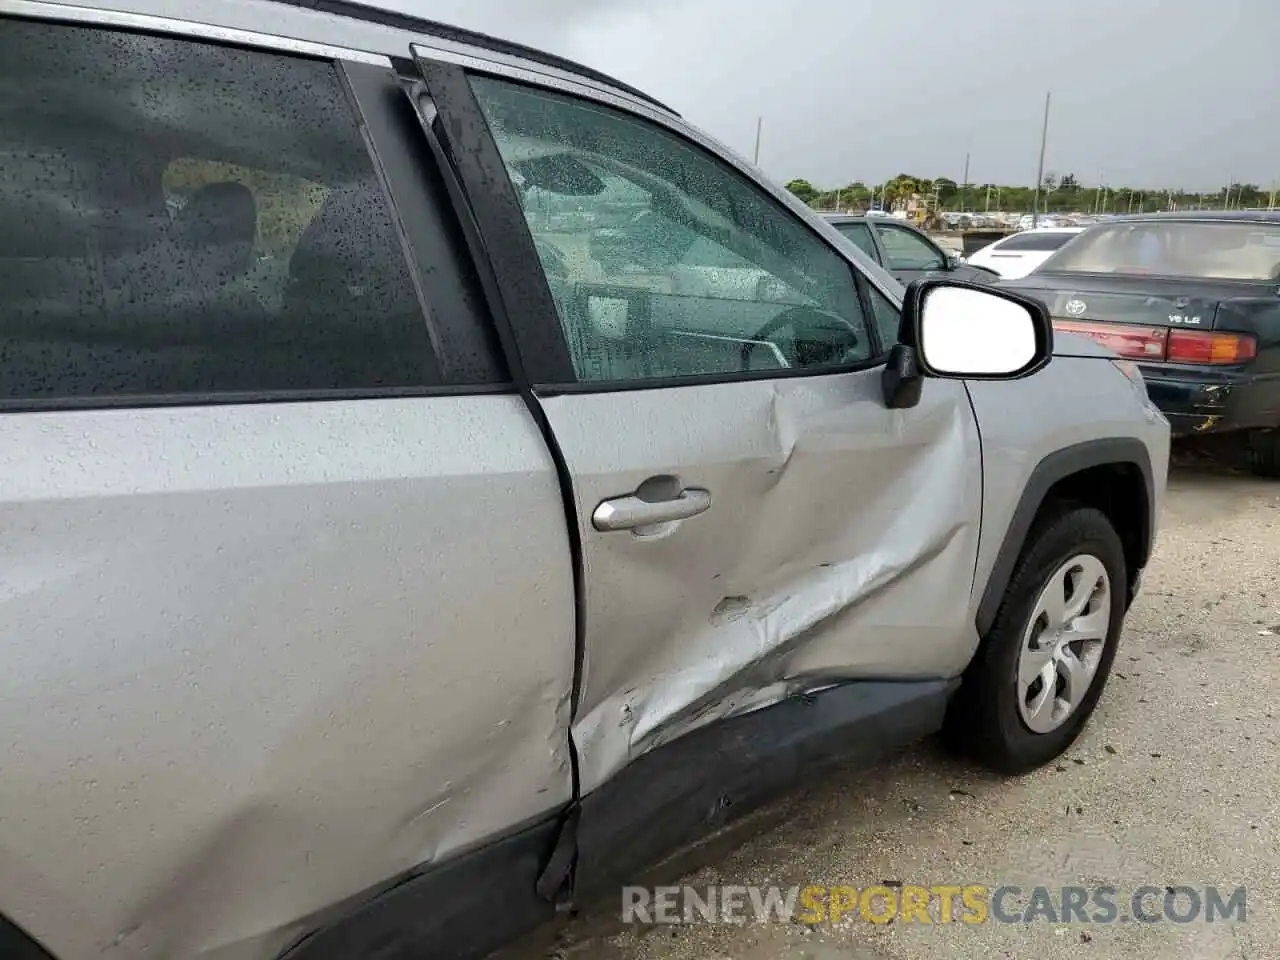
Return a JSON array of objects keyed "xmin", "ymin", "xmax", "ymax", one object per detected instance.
[{"xmin": 884, "ymin": 174, "xmax": 920, "ymax": 212}]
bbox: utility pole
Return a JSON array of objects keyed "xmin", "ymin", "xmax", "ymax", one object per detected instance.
[
  {"xmin": 985, "ymin": 183, "xmax": 992, "ymax": 212},
  {"xmin": 835, "ymin": 187, "xmax": 843, "ymax": 213},
  {"xmin": 752, "ymin": 116, "xmax": 762, "ymax": 166},
  {"xmin": 1269, "ymin": 179, "xmax": 1278, "ymax": 211},
  {"xmin": 961, "ymin": 150, "xmax": 971, "ymax": 213},
  {"xmin": 1031, "ymin": 91, "xmax": 1051, "ymax": 228}
]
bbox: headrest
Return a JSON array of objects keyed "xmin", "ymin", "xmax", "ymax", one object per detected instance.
[
  {"xmin": 289, "ymin": 184, "xmax": 400, "ymax": 287},
  {"xmin": 175, "ymin": 181, "xmax": 257, "ymax": 249}
]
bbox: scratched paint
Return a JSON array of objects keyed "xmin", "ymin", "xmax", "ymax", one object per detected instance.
[{"xmin": 543, "ymin": 372, "xmax": 984, "ymax": 794}]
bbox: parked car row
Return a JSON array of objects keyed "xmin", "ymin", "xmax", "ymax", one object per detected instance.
[
  {"xmin": 0, "ymin": 3, "xmax": 1171, "ymax": 960},
  {"xmin": 939, "ymin": 211, "xmax": 1098, "ymax": 232}
]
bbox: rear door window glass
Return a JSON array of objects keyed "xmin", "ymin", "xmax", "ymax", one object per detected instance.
[
  {"xmin": 832, "ymin": 221, "xmax": 880, "ymax": 260},
  {"xmin": 0, "ymin": 20, "xmax": 439, "ymax": 402},
  {"xmin": 872, "ymin": 224, "xmax": 946, "ymax": 270}
]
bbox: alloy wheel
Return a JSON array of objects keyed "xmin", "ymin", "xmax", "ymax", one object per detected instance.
[{"xmin": 1015, "ymin": 553, "xmax": 1112, "ymax": 734}]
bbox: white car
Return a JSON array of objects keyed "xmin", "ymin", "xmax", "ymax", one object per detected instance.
[{"xmin": 966, "ymin": 227, "xmax": 1085, "ymax": 279}]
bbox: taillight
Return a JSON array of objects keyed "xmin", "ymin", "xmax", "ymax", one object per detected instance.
[
  {"xmin": 1053, "ymin": 320, "xmax": 1256, "ymax": 366},
  {"xmin": 1166, "ymin": 329, "xmax": 1256, "ymax": 364},
  {"xmin": 1054, "ymin": 320, "xmax": 1166, "ymax": 360}
]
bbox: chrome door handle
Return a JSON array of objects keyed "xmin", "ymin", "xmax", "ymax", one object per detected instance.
[{"xmin": 592, "ymin": 487, "xmax": 712, "ymax": 532}]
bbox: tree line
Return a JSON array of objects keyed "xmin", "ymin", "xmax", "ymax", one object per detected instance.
[{"xmin": 784, "ymin": 172, "xmax": 1277, "ymax": 215}]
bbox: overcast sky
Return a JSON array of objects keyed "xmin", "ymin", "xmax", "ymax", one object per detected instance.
[{"xmin": 397, "ymin": 0, "xmax": 1279, "ymax": 192}]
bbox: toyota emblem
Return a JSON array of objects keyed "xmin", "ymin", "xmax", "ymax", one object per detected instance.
[{"xmin": 1065, "ymin": 299, "xmax": 1087, "ymax": 316}]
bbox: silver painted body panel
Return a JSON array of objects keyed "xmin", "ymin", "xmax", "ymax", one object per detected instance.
[
  {"xmin": 0, "ymin": 2, "xmax": 1170, "ymax": 958},
  {"xmin": 968, "ymin": 357, "xmax": 1171, "ymax": 600},
  {"xmin": 0, "ymin": 398, "xmax": 575, "ymax": 959},
  {"xmin": 545, "ymin": 371, "xmax": 983, "ymax": 792}
]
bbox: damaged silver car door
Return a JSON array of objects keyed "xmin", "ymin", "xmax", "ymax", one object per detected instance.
[
  {"xmin": 470, "ymin": 77, "xmax": 983, "ymax": 794},
  {"xmin": 472, "ymin": 75, "xmax": 987, "ymax": 801}
]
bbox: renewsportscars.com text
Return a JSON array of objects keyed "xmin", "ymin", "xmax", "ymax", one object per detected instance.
[{"xmin": 622, "ymin": 884, "xmax": 1247, "ymax": 925}]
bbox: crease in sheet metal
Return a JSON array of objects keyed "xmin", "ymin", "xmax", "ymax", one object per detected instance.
[{"xmin": 572, "ymin": 377, "xmax": 980, "ymax": 790}]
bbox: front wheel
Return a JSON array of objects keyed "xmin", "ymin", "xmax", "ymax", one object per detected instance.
[{"xmin": 945, "ymin": 503, "xmax": 1127, "ymax": 774}]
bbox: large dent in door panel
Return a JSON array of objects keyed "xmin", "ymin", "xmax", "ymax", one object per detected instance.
[{"xmin": 562, "ymin": 376, "xmax": 982, "ymax": 792}]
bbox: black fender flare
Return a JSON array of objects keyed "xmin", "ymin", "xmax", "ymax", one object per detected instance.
[{"xmin": 975, "ymin": 437, "xmax": 1155, "ymax": 637}]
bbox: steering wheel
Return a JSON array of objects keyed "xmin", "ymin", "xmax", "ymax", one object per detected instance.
[{"xmin": 740, "ymin": 305, "xmax": 864, "ymax": 372}]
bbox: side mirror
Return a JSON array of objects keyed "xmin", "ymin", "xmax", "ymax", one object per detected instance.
[
  {"xmin": 881, "ymin": 278, "xmax": 1053, "ymax": 409},
  {"xmin": 945, "ymin": 250, "xmax": 963, "ymax": 269}
]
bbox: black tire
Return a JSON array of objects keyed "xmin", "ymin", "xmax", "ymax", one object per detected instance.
[
  {"xmin": 944, "ymin": 502, "xmax": 1127, "ymax": 775},
  {"xmin": 1243, "ymin": 428, "xmax": 1280, "ymax": 478}
]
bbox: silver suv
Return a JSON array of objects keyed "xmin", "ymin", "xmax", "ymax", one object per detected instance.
[{"xmin": 0, "ymin": 2, "xmax": 1169, "ymax": 959}]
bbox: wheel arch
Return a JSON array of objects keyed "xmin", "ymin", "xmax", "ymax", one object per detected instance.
[{"xmin": 976, "ymin": 438, "xmax": 1154, "ymax": 636}]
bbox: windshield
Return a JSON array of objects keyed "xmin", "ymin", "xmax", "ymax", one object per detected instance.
[{"xmin": 1041, "ymin": 220, "xmax": 1280, "ymax": 280}]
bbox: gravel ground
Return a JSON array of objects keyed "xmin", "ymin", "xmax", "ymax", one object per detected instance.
[{"xmin": 514, "ymin": 454, "xmax": 1280, "ymax": 960}]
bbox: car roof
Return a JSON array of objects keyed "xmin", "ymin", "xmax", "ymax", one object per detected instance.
[
  {"xmin": 1100, "ymin": 210, "xmax": 1280, "ymax": 225},
  {"xmin": 38, "ymin": 0, "xmax": 678, "ymax": 116}
]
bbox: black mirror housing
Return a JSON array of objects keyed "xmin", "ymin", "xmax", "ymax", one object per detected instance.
[{"xmin": 881, "ymin": 343, "xmax": 924, "ymax": 409}]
